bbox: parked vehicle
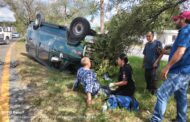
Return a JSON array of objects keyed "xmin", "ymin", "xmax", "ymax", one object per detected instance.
[
  {"xmin": 26, "ymin": 13, "xmax": 96, "ymax": 70},
  {"xmin": 12, "ymin": 32, "xmax": 20, "ymax": 38},
  {"xmin": 0, "ymin": 27, "xmax": 12, "ymax": 44}
]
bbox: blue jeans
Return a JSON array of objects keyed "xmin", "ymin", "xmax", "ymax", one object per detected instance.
[{"xmin": 151, "ymin": 73, "xmax": 190, "ymax": 122}]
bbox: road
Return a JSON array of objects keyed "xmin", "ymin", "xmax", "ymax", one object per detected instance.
[{"xmin": 0, "ymin": 39, "xmax": 31, "ymax": 122}]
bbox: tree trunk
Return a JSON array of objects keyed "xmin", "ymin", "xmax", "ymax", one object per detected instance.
[
  {"xmin": 116, "ymin": 0, "xmax": 119, "ymax": 14},
  {"xmin": 100, "ymin": 0, "xmax": 104, "ymax": 34}
]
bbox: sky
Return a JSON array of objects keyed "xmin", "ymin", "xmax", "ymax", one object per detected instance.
[
  {"xmin": 0, "ymin": 6, "xmax": 15, "ymax": 22},
  {"xmin": 0, "ymin": 0, "xmax": 190, "ymax": 24}
]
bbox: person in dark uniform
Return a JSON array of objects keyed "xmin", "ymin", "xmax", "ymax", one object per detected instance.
[{"xmin": 109, "ymin": 53, "xmax": 135, "ymax": 97}]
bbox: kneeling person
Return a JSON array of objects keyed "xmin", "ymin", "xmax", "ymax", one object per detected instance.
[{"xmin": 109, "ymin": 53, "xmax": 135, "ymax": 97}]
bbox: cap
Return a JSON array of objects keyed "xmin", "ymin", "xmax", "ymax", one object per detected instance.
[{"xmin": 172, "ymin": 11, "xmax": 190, "ymax": 21}]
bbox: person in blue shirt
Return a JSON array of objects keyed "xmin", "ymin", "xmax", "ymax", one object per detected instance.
[
  {"xmin": 151, "ymin": 11, "xmax": 190, "ymax": 122},
  {"xmin": 142, "ymin": 31, "xmax": 163, "ymax": 95},
  {"xmin": 73, "ymin": 57, "xmax": 100, "ymax": 105}
]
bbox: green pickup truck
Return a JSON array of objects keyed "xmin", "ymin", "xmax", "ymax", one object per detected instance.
[{"xmin": 25, "ymin": 13, "xmax": 95, "ymax": 70}]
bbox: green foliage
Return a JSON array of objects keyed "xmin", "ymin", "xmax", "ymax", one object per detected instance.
[
  {"xmin": 17, "ymin": 39, "xmax": 184, "ymax": 121},
  {"xmin": 92, "ymin": 0, "xmax": 183, "ymax": 71},
  {"xmin": 95, "ymin": 59, "xmax": 119, "ymax": 85}
]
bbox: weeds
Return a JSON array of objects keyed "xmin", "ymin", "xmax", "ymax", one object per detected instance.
[{"xmin": 15, "ymin": 41, "xmax": 190, "ymax": 122}]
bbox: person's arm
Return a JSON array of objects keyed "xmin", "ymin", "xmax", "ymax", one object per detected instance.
[
  {"xmin": 113, "ymin": 81, "xmax": 127, "ymax": 86},
  {"xmin": 161, "ymin": 46, "xmax": 186, "ymax": 79},
  {"xmin": 110, "ymin": 69, "xmax": 129, "ymax": 87},
  {"xmin": 153, "ymin": 41, "xmax": 164, "ymax": 68},
  {"xmin": 153, "ymin": 54, "xmax": 163, "ymax": 68},
  {"xmin": 72, "ymin": 79, "xmax": 79, "ymax": 91},
  {"xmin": 142, "ymin": 45, "xmax": 146, "ymax": 69},
  {"xmin": 142, "ymin": 55, "xmax": 145, "ymax": 68},
  {"xmin": 87, "ymin": 92, "xmax": 92, "ymax": 105}
]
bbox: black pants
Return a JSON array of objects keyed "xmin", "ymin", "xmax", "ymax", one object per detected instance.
[{"xmin": 144, "ymin": 68, "xmax": 157, "ymax": 93}]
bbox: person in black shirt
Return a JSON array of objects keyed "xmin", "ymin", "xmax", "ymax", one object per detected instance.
[{"xmin": 109, "ymin": 53, "xmax": 136, "ymax": 97}]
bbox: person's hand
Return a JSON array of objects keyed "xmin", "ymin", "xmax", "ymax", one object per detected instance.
[
  {"xmin": 109, "ymin": 83, "xmax": 118, "ymax": 90},
  {"xmin": 161, "ymin": 48, "xmax": 167, "ymax": 54},
  {"xmin": 109, "ymin": 83, "xmax": 115, "ymax": 88},
  {"xmin": 161, "ymin": 65, "xmax": 170, "ymax": 80}
]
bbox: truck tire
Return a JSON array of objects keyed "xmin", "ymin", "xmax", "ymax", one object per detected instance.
[
  {"xmin": 33, "ymin": 12, "xmax": 45, "ymax": 30},
  {"xmin": 69, "ymin": 17, "xmax": 90, "ymax": 41}
]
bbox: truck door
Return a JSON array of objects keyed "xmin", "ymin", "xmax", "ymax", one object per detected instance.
[{"xmin": 26, "ymin": 29, "xmax": 38, "ymax": 57}]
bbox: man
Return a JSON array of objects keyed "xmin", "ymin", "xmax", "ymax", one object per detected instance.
[
  {"xmin": 142, "ymin": 31, "xmax": 163, "ymax": 94},
  {"xmin": 109, "ymin": 53, "xmax": 135, "ymax": 97},
  {"xmin": 73, "ymin": 57, "xmax": 100, "ymax": 105},
  {"xmin": 151, "ymin": 11, "xmax": 190, "ymax": 122}
]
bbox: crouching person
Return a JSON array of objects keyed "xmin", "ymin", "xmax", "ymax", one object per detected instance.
[
  {"xmin": 109, "ymin": 53, "xmax": 135, "ymax": 97},
  {"xmin": 72, "ymin": 57, "xmax": 100, "ymax": 106},
  {"xmin": 102, "ymin": 53, "xmax": 139, "ymax": 111}
]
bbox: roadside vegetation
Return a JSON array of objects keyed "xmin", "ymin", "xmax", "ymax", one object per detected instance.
[{"xmin": 15, "ymin": 40, "xmax": 190, "ymax": 122}]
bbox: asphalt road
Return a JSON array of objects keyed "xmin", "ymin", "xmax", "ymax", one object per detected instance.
[{"xmin": 0, "ymin": 39, "xmax": 31, "ymax": 122}]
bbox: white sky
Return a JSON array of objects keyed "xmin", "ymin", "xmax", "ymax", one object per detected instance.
[
  {"xmin": 1, "ymin": 0, "xmax": 190, "ymax": 25},
  {"xmin": 0, "ymin": 6, "xmax": 15, "ymax": 22}
]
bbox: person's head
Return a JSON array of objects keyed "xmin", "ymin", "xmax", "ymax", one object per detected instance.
[
  {"xmin": 81, "ymin": 57, "xmax": 91, "ymax": 68},
  {"xmin": 117, "ymin": 53, "xmax": 128, "ymax": 67},
  {"xmin": 146, "ymin": 31, "xmax": 154, "ymax": 42},
  {"xmin": 172, "ymin": 11, "xmax": 190, "ymax": 29}
]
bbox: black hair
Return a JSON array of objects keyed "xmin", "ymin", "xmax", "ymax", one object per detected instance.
[
  {"xmin": 185, "ymin": 19, "xmax": 190, "ymax": 24},
  {"xmin": 118, "ymin": 53, "xmax": 133, "ymax": 74},
  {"xmin": 147, "ymin": 31, "xmax": 154, "ymax": 36},
  {"xmin": 118, "ymin": 53, "xmax": 128, "ymax": 64}
]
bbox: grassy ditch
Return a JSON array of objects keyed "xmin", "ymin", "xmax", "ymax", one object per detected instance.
[{"xmin": 15, "ymin": 40, "xmax": 190, "ymax": 122}]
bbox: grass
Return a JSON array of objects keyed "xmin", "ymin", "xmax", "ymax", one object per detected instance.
[{"xmin": 15, "ymin": 40, "xmax": 190, "ymax": 122}]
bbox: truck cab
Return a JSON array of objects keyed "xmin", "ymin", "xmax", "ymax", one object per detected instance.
[{"xmin": 0, "ymin": 27, "xmax": 12, "ymax": 44}]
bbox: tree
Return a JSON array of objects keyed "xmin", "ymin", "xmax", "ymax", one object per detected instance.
[
  {"xmin": 5, "ymin": 0, "xmax": 98, "ymax": 34},
  {"xmin": 100, "ymin": 0, "xmax": 105, "ymax": 33},
  {"xmin": 92, "ymin": 0, "xmax": 185, "ymax": 70},
  {"xmin": 47, "ymin": 0, "xmax": 98, "ymax": 25},
  {"xmin": 107, "ymin": 0, "xmax": 140, "ymax": 14}
]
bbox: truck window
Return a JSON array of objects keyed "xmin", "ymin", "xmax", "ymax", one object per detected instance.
[{"xmin": 0, "ymin": 28, "xmax": 2, "ymax": 32}]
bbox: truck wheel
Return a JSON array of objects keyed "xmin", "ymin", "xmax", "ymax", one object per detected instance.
[
  {"xmin": 69, "ymin": 17, "xmax": 90, "ymax": 41},
  {"xmin": 52, "ymin": 62, "xmax": 61, "ymax": 69},
  {"xmin": 33, "ymin": 12, "xmax": 45, "ymax": 30}
]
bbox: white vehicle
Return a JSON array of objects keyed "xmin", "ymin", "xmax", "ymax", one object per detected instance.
[{"xmin": 0, "ymin": 27, "xmax": 12, "ymax": 44}]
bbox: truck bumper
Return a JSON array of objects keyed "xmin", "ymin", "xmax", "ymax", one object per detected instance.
[{"xmin": 0, "ymin": 38, "xmax": 5, "ymax": 44}]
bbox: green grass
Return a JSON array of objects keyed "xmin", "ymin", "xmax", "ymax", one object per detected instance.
[{"xmin": 15, "ymin": 41, "xmax": 190, "ymax": 122}]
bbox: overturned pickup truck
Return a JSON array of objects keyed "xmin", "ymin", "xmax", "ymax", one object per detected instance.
[{"xmin": 26, "ymin": 13, "xmax": 95, "ymax": 70}]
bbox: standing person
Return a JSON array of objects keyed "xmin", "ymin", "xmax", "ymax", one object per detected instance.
[
  {"xmin": 109, "ymin": 53, "xmax": 136, "ymax": 97},
  {"xmin": 151, "ymin": 11, "xmax": 190, "ymax": 122},
  {"xmin": 142, "ymin": 31, "xmax": 163, "ymax": 95}
]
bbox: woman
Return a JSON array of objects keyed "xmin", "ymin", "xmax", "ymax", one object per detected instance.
[{"xmin": 109, "ymin": 53, "xmax": 136, "ymax": 97}]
